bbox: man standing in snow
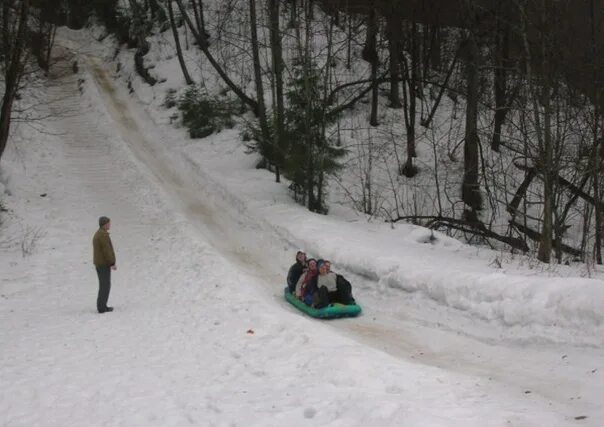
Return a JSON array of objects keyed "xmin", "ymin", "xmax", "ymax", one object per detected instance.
[{"xmin": 93, "ymin": 216, "xmax": 116, "ymax": 313}]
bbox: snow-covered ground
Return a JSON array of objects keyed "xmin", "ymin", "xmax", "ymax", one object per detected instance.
[{"xmin": 1, "ymin": 29, "xmax": 603, "ymax": 426}]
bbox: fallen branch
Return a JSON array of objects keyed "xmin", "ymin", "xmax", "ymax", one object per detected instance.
[
  {"xmin": 509, "ymin": 220, "xmax": 581, "ymax": 257},
  {"xmin": 389, "ymin": 215, "xmax": 529, "ymax": 252}
]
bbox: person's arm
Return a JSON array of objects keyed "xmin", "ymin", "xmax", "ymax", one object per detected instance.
[
  {"xmin": 286, "ymin": 265, "xmax": 295, "ymax": 286},
  {"xmin": 295, "ymin": 275, "xmax": 304, "ymax": 298},
  {"xmin": 102, "ymin": 234, "xmax": 116, "ymax": 267}
]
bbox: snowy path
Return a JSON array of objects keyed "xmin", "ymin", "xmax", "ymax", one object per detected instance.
[
  {"xmin": 0, "ymin": 44, "xmax": 601, "ymax": 426},
  {"xmin": 1, "ymin": 50, "xmax": 226, "ymax": 425},
  {"xmin": 82, "ymin": 48, "xmax": 603, "ymax": 424}
]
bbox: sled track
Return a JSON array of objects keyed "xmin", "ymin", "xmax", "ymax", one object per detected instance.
[{"xmin": 75, "ymin": 50, "xmax": 603, "ymax": 419}]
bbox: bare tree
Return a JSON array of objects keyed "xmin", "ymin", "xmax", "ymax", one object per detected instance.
[
  {"xmin": 175, "ymin": 0, "xmax": 259, "ymax": 113},
  {"xmin": 248, "ymin": 0, "xmax": 270, "ymax": 140},
  {"xmin": 166, "ymin": 0, "xmax": 194, "ymax": 85},
  {"xmin": 189, "ymin": 0, "xmax": 206, "ymax": 38},
  {"xmin": 268, "ymin": 0, "xmax": 285, "ymax": 182},
  {"xmin": 523, "ymin": 2, "xmax": 553, "ymax": 263},
  {"xmin": 588, "ymin": 0, "xmax": 604, "ymax": 264},
  {"xmin": 127, "ymin": 0, "xmax": 158, "ymax": 86},
  {"xmin": 460, "ymin": 27, "xmax": 483, "ymax": 218},
  {"xmin": 491, "ymin": 2, "xmax": 513, "ymax": 152},
  {"xmin": 0, "ymin": 0, "xmax": 30, "ymax": 163},
  {"xmin": 400, "ymin": 18, "xmax": 420, "ymax": 177},
  {"xmin": 363, "ymin": 8, "xmax": 379, "ymax": 127},
  {"xmin": 386, "ymin": 14, "xmax": 402, "ymax": 108},
  {"xmin": 30, "ymin": 0, "xmax": 58, "ymax": 73}
]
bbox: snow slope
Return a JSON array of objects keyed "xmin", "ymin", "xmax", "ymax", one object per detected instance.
[{"xmin": 0, "ymin": 29, "xmax": 603, "ymax": 426}]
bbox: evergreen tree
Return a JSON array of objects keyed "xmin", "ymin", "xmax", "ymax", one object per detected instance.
[{"xmin": 283, "ymin": 62, "xmax": 346, "ymax": 213}]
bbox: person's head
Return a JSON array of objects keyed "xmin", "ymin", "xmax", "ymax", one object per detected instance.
[
  {"xmin": 317, "ymin": 259, "xmax": 328, "ymax": 275},
  {"xmin": 325, "ymin": 260, "xmax": 331, "ymax": 273},
  {"xmin": 296, "ymin": 250, "xmax": 306, "ymax": 264},
  {"xmin": 307, "ymin": 258, "xmax": 317, "ymax": 272},
  {"xmin": 99, "ymin": 216, "xmax": 111, "ymax": 231}
]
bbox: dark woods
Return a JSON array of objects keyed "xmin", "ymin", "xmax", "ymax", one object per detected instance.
[{"xmin": 2, "ymin": 0, "xmax": 604, "ymax": 265}]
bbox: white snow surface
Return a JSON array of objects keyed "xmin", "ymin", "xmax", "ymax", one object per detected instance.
[{"xmin": 1, "ymin": 29, "xmax": 603, "ymax": 426}]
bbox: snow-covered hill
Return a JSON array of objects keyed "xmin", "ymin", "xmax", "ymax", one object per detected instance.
[{"xmin": 0, "ymin": 28, "xmax": 603, "ymax": 426}]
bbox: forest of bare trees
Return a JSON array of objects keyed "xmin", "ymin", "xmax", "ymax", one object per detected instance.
[{"xmin": 2, "ymin": 0, "xmax": 604, "ymax": 266}]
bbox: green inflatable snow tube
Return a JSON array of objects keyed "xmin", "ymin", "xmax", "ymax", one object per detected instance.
[{"xmin": 284, "ymin": 287, "xmax": 362, "ymax": 319}]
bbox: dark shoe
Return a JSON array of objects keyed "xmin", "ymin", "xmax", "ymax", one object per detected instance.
[{"xmin": 98, "ymin": 307, "xmax": 114, "ymax": 313}]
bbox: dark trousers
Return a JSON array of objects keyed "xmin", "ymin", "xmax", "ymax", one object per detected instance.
[
  {"xmin": 96, "ymin": 266, "xmax": 111, "ymax": 312},
  {"xmin": 316, "ymin": 282, "xmax": 354, "ymax": 308}
]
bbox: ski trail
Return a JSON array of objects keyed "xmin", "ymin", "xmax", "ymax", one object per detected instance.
[
  {"xmin": 78, "ymin": 52, "xmax": 603, "ymax": 421},
  {"xmin": 1, "ymin": 48, "xmax": 207, "ymax": 425},
  {"xmin": 87, "ymin": 57, "xmax": 276, "ymax": 282}
]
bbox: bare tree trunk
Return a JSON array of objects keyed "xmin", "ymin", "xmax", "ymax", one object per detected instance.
[
  {"xmin": 401, "ymin": 20, "xmax": 419, "ymax": 177},
  {"xmin": 370, "ymin": 61, "xmax": 379, "ymax": 126},
  {"xmin": 288, "ymin": 0, "xmax": 297, "ymax": 28},
  {"xmin": 430, "ymin": 26, "xmax": 442, "ymax": 70},
  {"xmin": 0, "ymin": 0, "xmax": 30, "ymax": 163},
  {"xmin": 321, "ymin": 15, "xmax": 335, "ymax": 136},
  {"xmin": 302, "ymin": 0, "xmax": 317, "ymax": 211},
  {"xmin": 346, "ymin": 9, "xmax": 352, "ymax": 69},
  {"xmin": 363, "ymin": 9, "xmax": 379, "ymax": 126},
  {"xmin": 593, "ymin": 169, "xmax": 602, "ymax": 263},
  {"xmin": 522, "ymin": 1, "xmax": 554, "ymax": 263},
  {"xmin": 28, "ymin": 0, "xmax": 56, "ymax": 73},
  {"xmin": 422, "ymin": 23, "xmax": 441, "ymax": 75},
  {"xmin": 461, "ymin": 33, "xmax": 482, "ymax": 212},
  {"xmin": 538, "ymin": 83, "xmax": 553, "ymax": 262},
  {"xmin": 590, "ymin": 0, "xmax": 603, "ymax": 264},
  {"xmin": 408, "ymin": 20, "xmax": 418, "ymax": 158},
  {"xmin": 589, "ymin": 98, "xmax": 601, "ymax": 265},
  {"xmin": 152, "ymin": 0, "xmax": 162, "ymax": 21},
  {"xmin": 491, "ymin": 15, "xmax": 510, "ymax": 152},
  {"xmin": 249, "ymin": 0, "xmax": 269, "ymax": 140},
  {"xmin": 269, "ymin": 0, "xmax": 285, "ymax": 182},
  {"xmin": 167, "ymin": 0, "xmax": 194, "ymax": 85},
  {"xmin": 421, "ymin": 43, "xmax": 459, "ymax": 128},
  {"xmin": 37, "ymin": 16, "xmax": 46, "ymax": 70},
  {"xmin": 386, "ymin": 15, "xmax": 402, "ymax": 108},
  {"xmin": 191, "ymin": 0, "xmax": 207, "ymax": 37},
  {"xmin": 128, "ymin": 0, "xmax": 158, "ymax": 85},
  {"xmin": 44, "ymin": 24, "xmax": 57, "ymax": 72}
]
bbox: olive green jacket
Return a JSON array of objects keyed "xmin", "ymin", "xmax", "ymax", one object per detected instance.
[{"xmin": 93, "ymin": 228, "xmax": 116, "ymax": 267}]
